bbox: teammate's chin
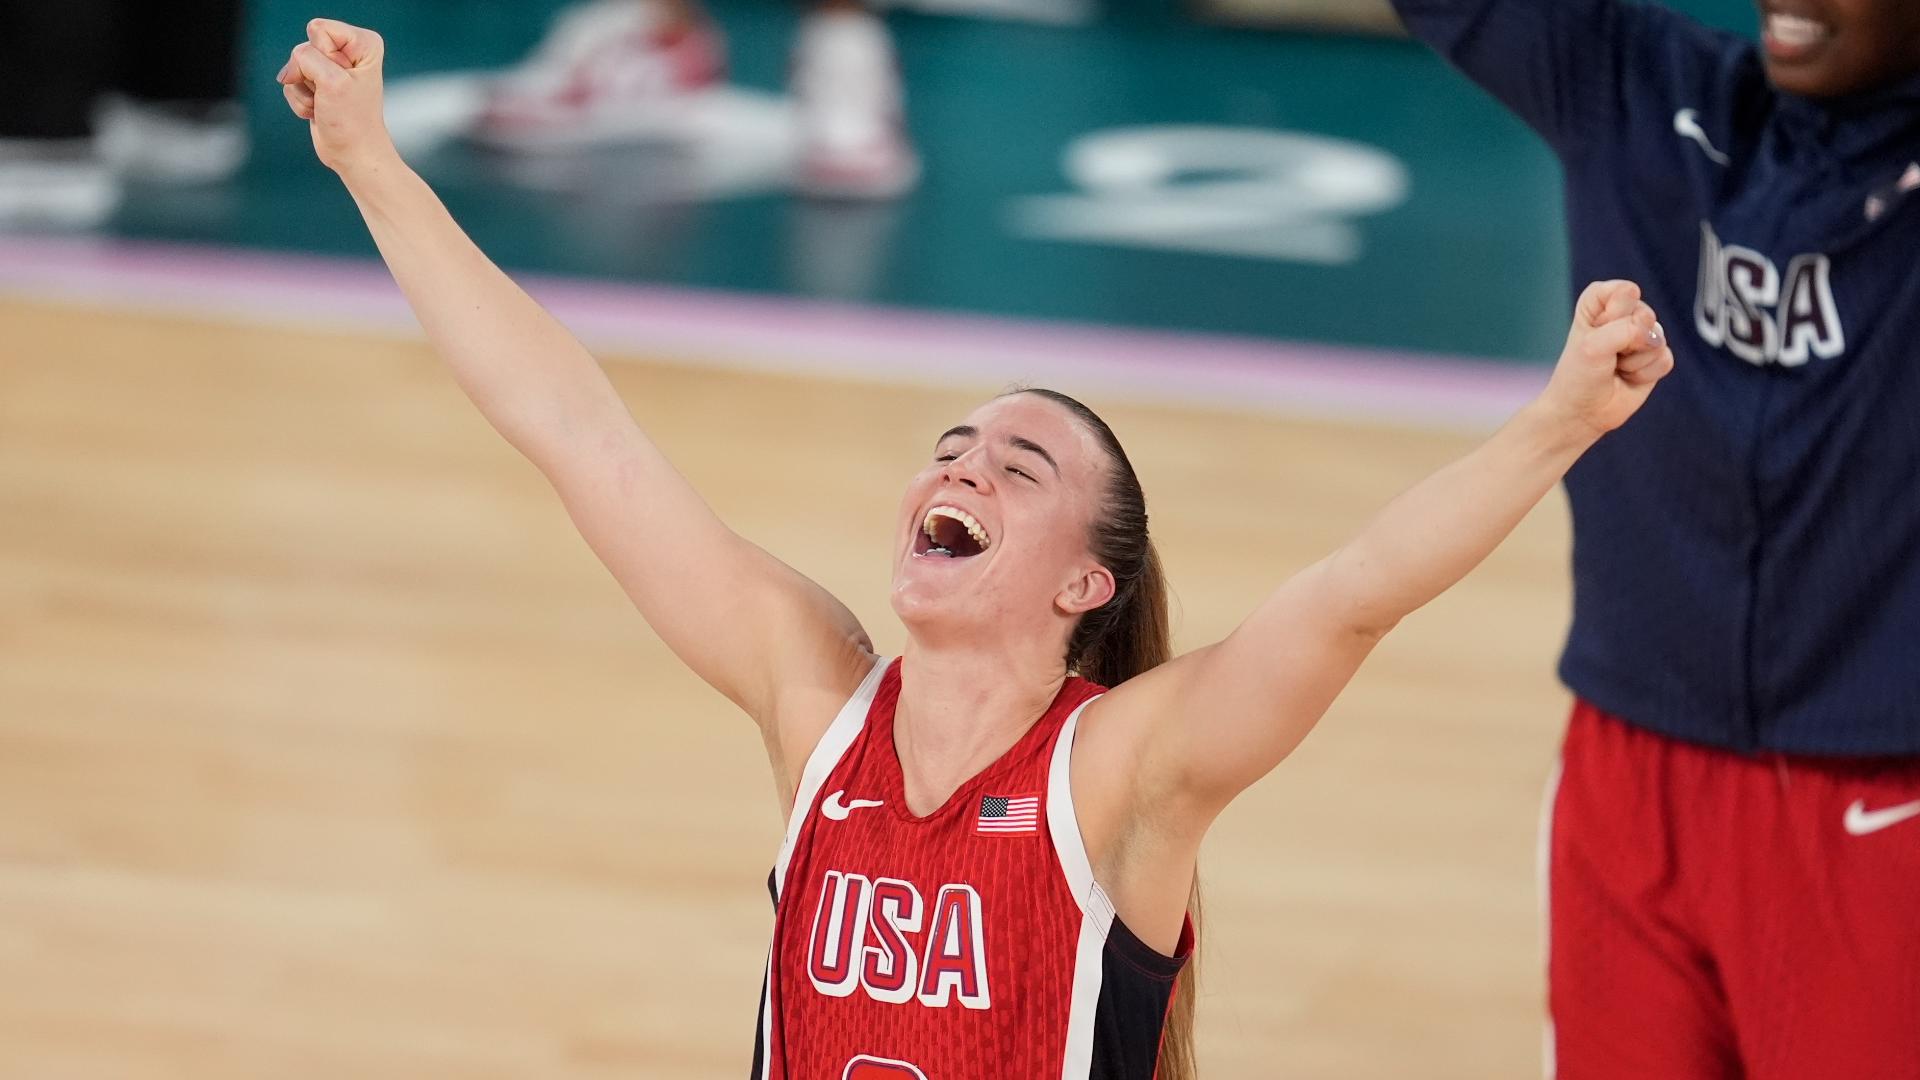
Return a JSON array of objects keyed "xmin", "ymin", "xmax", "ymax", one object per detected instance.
[
  {"xmin": 1757, "ymin": 5, "xmax": 1913, "ymax": 98},
  {"xmin": 1762, "ymin": 37, "xmax": 1849, "ymax": 96}
]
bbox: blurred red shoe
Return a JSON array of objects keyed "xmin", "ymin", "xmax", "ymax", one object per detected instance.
[
  {"xmin": 475, "ymin": 0, "xmax": 727, "ymax": 151},
  {"xmin": 791, "ymin": 11, "xmax": 920, "ymax": 200}
]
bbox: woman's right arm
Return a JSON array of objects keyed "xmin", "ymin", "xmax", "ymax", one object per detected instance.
[{"xmin": 278, "ymin": 21, "xmax": 874, "ymax": 764}]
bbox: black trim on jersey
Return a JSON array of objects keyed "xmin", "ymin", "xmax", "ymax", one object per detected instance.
[
  {"xmin": 1090, "ymin": 914, "xmax": 1189, "ymax": 1079},
  {"xmin": 749, "ymin": 968, "xmax": 769, "ymax": 1079},
  {"xmin": 748, "ymin": 871, "xmax": 778, "ymax": 1079}
]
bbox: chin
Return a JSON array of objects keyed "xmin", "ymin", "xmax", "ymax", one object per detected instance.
[
  {"xmin": 1760, "ymin": 41, "xmax": 1901, "ymax": 99},
  {"xmin": 1766, "ymin": 63, "xmax": 1854, "ymax": 97},
  {"xmin": 889, "ymin": 580, "xmax": 954, "ymax": 630},
  {"xmin": 890, "ymin": 579, "xmax": 997, "ymax": 644}
]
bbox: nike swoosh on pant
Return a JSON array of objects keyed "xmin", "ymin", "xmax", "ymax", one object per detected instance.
[{"xmin": 1844, "ymin": 798, "xmax": 1920, "ymax": 836}]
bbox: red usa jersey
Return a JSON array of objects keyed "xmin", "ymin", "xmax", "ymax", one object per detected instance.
[{"xmin": 751, "ymin": 658, "xmax": 1193, "ymax": 1080}]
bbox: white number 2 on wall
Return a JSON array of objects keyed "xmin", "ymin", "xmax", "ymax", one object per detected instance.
[{"xmin": 1009, "ymin": 125, "xmax": 1409, "ymax": 266}]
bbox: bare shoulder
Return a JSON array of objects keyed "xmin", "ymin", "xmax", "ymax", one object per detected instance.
[
  {"xmin": 1066, "ymin": 656, "xmax": 1215, "ymax": 954},
  {"xmin": 1066, "ymin": 647, "xmax": 1217, "ymax": 864},
  {"xmin": 762, "ymin": 639, "xmax": 886, "ymax": 812},
  {"xmin": 1074, "ymin": 644, "xmax": 1217, "ymax": 771}
]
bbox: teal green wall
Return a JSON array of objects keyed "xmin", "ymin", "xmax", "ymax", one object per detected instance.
[{"xmin": 110, "ymin": 2, "xmax": 1763, "ymax": 362}]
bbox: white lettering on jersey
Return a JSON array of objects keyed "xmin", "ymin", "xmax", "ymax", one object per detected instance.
[
  {"xmin": 1694, "ymin": 222, "xmax": 1845, "ymax": 368},
  {"xmin": 860, "ymin": 878, "xmax": 923, "ymax": 1005},
  {"xmin": 807, "ymin": 871, "xmax": 872, "ymax": 997},
  {"xmin": 805, "ymin": 872, "xmax": 991, "ymax": 1010},
  {"xmin": 916, "ymin": 884, "xmax": 991, "ymax": 1010}
]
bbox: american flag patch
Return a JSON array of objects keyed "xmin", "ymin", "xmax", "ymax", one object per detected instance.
[{"xmin": 976, "ymin": 794, "xmax": 1040, "ymax": 835}]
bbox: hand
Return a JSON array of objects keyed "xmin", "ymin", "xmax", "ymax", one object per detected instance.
[
  {"xmin": 276, "ymin": 19, "xmax": 395, "ymax": 177},
  {"xmin": 1539, "ymin": 280, "xmax": 1676, "ymax": 438}
]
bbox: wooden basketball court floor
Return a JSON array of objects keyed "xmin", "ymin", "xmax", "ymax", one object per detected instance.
[{"xmin": 1, "ymin": 293, "xmax": 1574, "ymax": 1078}]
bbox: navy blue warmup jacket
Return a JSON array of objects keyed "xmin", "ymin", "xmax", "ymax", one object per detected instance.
[{"xmin": 1394, "ymin": 0, "xmax": 1920, "ymax": 754}]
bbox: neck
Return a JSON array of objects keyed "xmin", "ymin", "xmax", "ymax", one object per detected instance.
[{"xmin": 892, "ymin": 635, "xmax": 1069, "ymax": 815}]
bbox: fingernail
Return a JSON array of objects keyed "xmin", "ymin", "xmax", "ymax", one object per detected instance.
[{"xmin": 1649, "ymin": 321, "xmax": 1665, "ymax": 347}]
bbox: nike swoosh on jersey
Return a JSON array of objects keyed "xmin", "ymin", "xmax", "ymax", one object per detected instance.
[
  {"xmin": 1844, "ymin": 798, "xmax": 1920, "ymax": 836},
  {"xmin": 1674, "ymin": 109, "xmax": 1731, "ymax": 166},
  {"xmin": 821, "ymin": 790, "xmax": 885, "ymax": 821}
]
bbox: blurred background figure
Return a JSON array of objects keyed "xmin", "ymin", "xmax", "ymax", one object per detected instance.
[
  {"xmin": 0, "ymin": 0, "xmax": 249, "ymax": 228},
  {"xmin": 472, "ymin": 0, "xmax": 919, "ymax": 199}
]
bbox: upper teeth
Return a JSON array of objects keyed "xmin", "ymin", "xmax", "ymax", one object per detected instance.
[
  {"xmin": 1769, "ymin": 13, "xmax": 1828, "ymax": 45},
  {"xmin": 925, "ymin": 505, "xmax": 991, "ymax": 550}
]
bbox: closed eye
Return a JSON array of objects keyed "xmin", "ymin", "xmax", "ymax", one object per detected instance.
[
  {"xmin": 936, "ymin": 453, "xmax": 958, "ymax": 463},
  {"xmin": 1007, "ymin": 465, "xmax": 1036, "ymax": 482}
]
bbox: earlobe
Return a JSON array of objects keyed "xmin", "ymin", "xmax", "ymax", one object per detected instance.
[{"xmin": 1057, "ymin": 566, "xmax": 1117, "ymax": 616}]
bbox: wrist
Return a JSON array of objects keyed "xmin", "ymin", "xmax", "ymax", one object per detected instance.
[
  {"xmin": 332, "ymin": 141, "xmax": 409, "ymax": 191},
  {"xmin": 1514, "ymin": 398, "xmax": 1604, "ymax": 460}
]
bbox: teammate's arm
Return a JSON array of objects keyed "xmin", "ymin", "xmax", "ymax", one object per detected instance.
[
  {"xmin": 1096, "ymin": 281, "xmax": 1672, "ymax": 824},
  {"xmin": 1389, "ymin": 0, "xmax": 1705, "ymax": 151},
  {"xmin": 276, "ymin": 21, "xmax": 873, "ymax": 761}
]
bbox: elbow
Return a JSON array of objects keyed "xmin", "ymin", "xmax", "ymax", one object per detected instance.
[
  {"xmin": 1344, "ymin": 604, "xmax": 1400, "ymax": 643},
  {"xmin": 1312, "ymin": 556, "xmax": 1402, "ymax": 643}
]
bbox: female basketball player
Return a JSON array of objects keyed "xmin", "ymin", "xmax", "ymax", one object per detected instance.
[{"xmin": 278, "ymin": 19, "xmax": 1671, "ymax": 1077}]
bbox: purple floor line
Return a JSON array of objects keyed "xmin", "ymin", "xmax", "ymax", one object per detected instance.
[{"xmin": 0, "ymin": 236, "xmax": 1545, "ymax": 429}]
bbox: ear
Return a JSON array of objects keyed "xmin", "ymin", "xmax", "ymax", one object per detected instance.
[{"xmin": 1055, "ymin": 563, "xmax": 1116, "ymax": 617}]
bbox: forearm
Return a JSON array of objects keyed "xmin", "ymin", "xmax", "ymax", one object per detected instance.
[
  {"xmin": 339, "ymin": 154, "xmax": 632, "ymax": 469},
  {"xmin": 1323, "ymin": 401, "xmax": 1593, "ymax": 636}
]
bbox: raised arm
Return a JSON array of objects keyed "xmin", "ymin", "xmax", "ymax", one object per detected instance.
[
  {"xmin": 1391, "ymin": 0, "xmax": 1723, "ymax": 154},
  {"xmin": 1091, "ymin": 280, "xmax": 1670, "ymax": 833},
  {"xmin": 277, "ymin": 22, "xmax": 873, "ymax": 778}
]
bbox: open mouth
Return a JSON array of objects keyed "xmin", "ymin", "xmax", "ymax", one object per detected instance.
[
  {"xmin": 913, "ymin": 505, "xmax": 992, "ymax": 560},
  {"xmin": 1763, "ymin": 10, "xmax": 1833, "ymax": 59}
]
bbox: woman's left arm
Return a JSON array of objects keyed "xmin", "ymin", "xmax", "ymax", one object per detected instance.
[{"xmin": 1100, "ymin": 280, "xmax": 1672, "ymax": 820}]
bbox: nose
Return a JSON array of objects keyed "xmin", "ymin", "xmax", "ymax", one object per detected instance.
[{"xmin": 942, "ymin": 448, "xmax": 992, "ymax": 493}]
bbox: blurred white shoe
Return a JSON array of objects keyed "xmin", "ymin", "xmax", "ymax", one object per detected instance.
[
  {"xmin": 791, "ymin": 11, "xmax": 920, "ymax": 200},
  {"xmin": 0, "ymin": 139, "xmax": 121, "ymax": 229},
  {"xmin": 476, "ymin": 0, "xmax": 728, "ymax": 151},
  {"xmin": 96, "ymin": 96, "xmax": 249, "ymax": 184}
]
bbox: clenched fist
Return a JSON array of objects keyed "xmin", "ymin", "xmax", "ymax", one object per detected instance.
[
  {"xmin": 1540, "ymin": 280, "xmax": 1676, "ymax": 437},
  {"xmin": 276, "ymin": 19, "xmax": 394, "ymax": 176}
]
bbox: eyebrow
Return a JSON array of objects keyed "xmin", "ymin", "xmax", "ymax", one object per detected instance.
[
  {"xmin": 934, "ymin": 426, "xmax": 1060, "ymax": 478},
  {"xmin": 1009, "ymin": 436, "xmax": 1060, "ymax": 477}
]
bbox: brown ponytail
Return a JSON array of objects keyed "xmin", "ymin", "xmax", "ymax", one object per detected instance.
[{"xmin": 1011, "ymin": 388, "xmax": 1200, "ymax": 1080}]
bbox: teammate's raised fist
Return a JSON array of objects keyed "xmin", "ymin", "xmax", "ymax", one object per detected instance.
[
  {"xmin": 276, "ymin": 19, "xmax": 393, "ymax": 176},
  {"xmin": 1539, "ymin": 279, "xmax": 1676, "ymax": 438}
]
